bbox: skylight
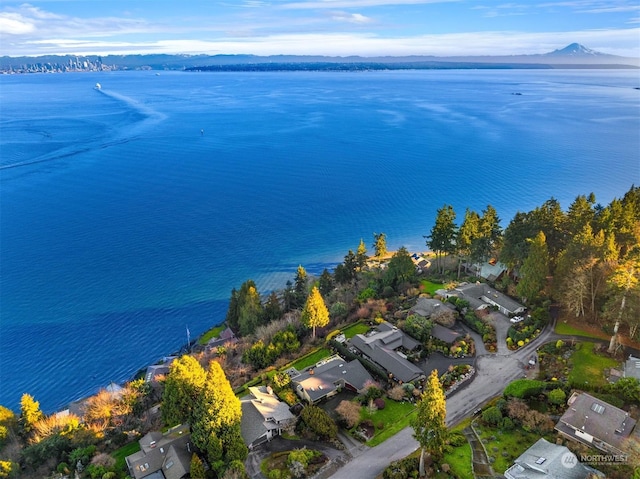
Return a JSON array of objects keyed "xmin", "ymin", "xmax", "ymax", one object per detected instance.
[
  {"xmin": 535, "ymin": 457, "xmax": 546, "ymax": 465},
  {"xmin": 591, "ymin": 403, "xmax": 605, "ymax": 414}
]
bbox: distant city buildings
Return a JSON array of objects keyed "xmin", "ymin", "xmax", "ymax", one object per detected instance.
[{"xmin": 1, "ymin": 56, "xmax": 115, "ymax": 74}]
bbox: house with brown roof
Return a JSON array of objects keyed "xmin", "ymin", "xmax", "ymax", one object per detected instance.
[
  {"xmin": 555, "ymin": 392, "xmax": 636, "ymax": 455},
  {"xmin": 125, "ymin": 424, "xmax": 192, "ymax": 479},
  {"xmin": 290, "ymin": 354, "xmax": 373, "ymax": 404},
  {"xmin": 504, "ymin": 438, "xmax": 603, "ymax": 479},
  {"xmin": 240, "ymin": 386, "xmax": 296, "ymax": 449},
  {"xmin": 350, "ymin": 321, "xmax": 424, "ymax": 383}
]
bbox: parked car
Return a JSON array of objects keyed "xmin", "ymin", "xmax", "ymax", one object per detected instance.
[{"xmin": 510, "ymin": 316, "xmax": 524, "ymax": 323}]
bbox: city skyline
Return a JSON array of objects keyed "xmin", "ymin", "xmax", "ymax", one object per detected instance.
[{"xmin": 1, "ymin": 1, "xmax": 639, "ymax": 58}]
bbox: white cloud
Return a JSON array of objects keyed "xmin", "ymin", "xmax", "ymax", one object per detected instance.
[
  {"xmin": 281, "ymin": 0, "xmax": 459, "ymax": 9},
  {"xmin": 0, "ymin": 13, "xmax": 35, "ymax": 34},
  {"xmin": 331, "ymin": 11, "xmax": 373, "ymax": 23}
]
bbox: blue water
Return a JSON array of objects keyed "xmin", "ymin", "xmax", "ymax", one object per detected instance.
[{"xmin": 1, "ymin": 70, "xmax": 639, "ymax": 412}]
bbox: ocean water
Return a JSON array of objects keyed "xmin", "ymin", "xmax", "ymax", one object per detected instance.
[{"xmin": 1, "ymin": 69, "xmax": 638, "ymax": 412}]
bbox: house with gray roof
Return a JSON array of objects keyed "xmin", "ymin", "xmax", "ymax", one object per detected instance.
[
  {"xmin": 555, "ymin": 392, "xmax": 636, "ymax": 455},
  {"xmin": 240, "ymin": 386, "xmax": 296, "ymax": 449},
  {"xmin": 206, "ymin": 326, "xmax": 238, "ymax": 351},
  {"xmin": 290, "ymin": 355, "xmax": 373, "ymax": 404},
  {"xmin": 125, "ymin": 424, "xmax": 192, "ymax": 479},
  {"xmin": 441, "ymin": 282, "xmax": 525, "ymax": 316},
  {"xmin": 504, "ymin": 438, "xmax": 603, "ymax": 479},
  {"xmin": 624, "ymin": 354, "xmax": 640, "ymax": 381},
  {"xmin": 350, "ymin": 322, "xmax": 424, "ymax": 383}
]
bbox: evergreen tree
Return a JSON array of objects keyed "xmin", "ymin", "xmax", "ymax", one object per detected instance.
[
  {"xmin": 457, "ymin": 208, "xmax": 481, "ymax": 278},
  {"xmin": 191, "ymin": 361, "xmax": 246, "ymax": 465},
  {"xmin": 225, "ymin": 288, "xmax": 240, "ymax": 332},
  {"xmin": 190, "ymin": 454, "xmax": 206, "ymax": 479},
  {"xmin": 566, "ymin": 194, "xmax": 596, "ymax": 237},
  {"xmin": 427, "ymin": 205, "xmax": 457, "ymax": 274},
  {"xmin": 471, "ymin": 204, "xmax": 502, "ymax": 267},
  {"xmin": 357, "ymin": 238, "xmax": 368, "ymax": 269},
  {"xmin": 19, "ymin": 394, "xmax": 43, "ymax": 436},
  {"xmin": 238, "ymin": 285, "xmax": 263, "ymax": 336},
  {"xmin": 373, "ymin": 232, "xmax": 388, "ymax": 259},
  {"xmin": 501, "ymin": 211, "xmax": 536, "ymax": 270},
  {"xmin": 161, "ymin": 355, "xmax": 206, "ymax": 427},
  {"xmin": 384, "ymin": 246, "xmax": 416, "ymax": 288},
  {"xmin": 411, "ymin": 369, "xmax": 448, "ymax": 476},
  {"xmin": 318, "ymin": 268, "xmax": 334, "ymax": 297},
  {"xmin": 293, "ymin": 265, "xmax": 308, "ymax": 309},
  {"xmin": 343, "ymin": 250, "xmax": 358, "ymax": 283},
  {"xmin": 301, "ymin": 286, "xmax": 330, "ymax": 339},
  {"xmin": 282, "ymin": 280, "xmax": 295, "ymax": 312},
  {"xmin": 262, "ymin": 291, "xmax": 282, "ymax": 324},
  {"xmin": 516, "ymin": 231, "xmax": 550, "ymax": 304}
]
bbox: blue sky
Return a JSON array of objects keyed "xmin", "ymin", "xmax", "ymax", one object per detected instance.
[{"xmin": 1, "ymin": 1, "xmax": 639, "ymax": 57}]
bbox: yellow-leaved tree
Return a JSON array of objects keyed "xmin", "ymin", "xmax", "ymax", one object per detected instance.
[
  {"xmin": 191, "ymin": 361, "xmax": 247, "ymax": 467},
  {"xmin": 301, "ymin": 286, "xmax": 329, "ymax": 339},
  {"xmin": 411, "ymin": 369, "xmax": 448, "ymax": 476}
]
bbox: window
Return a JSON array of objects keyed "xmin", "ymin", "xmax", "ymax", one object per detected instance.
[
  {"xmin": 591, "ymin": 403, "xmax": 605, "ymax": 414},
  {"xmin": 165, "ymin": 460, "xmax": 174, "ymax": 469},
  {"xmin": 535, "ymin": 457, "xmax": 546, "ymax": 465}
]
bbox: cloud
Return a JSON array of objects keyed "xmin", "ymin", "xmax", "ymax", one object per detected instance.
[
  {"xmin": 14, "ymin": 28, "xmax": 638, "ymax": 57},
  {"xmin": 0, "ymin": 13, "xmax": 35, "ymax": 34},
  {"xmin": 330, "ymin": 11, "xmax": 373, "ymax": 23},
  {"xmin": 281, "ymin": 0, "xmax": 459, "ymax": 9}
]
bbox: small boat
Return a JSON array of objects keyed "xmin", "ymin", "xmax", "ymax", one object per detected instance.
[{"xmin": 95, "ymin": 83, "xmax": 101, "ymax": 90}]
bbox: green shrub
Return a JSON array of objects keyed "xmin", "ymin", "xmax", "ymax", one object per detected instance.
[
  {"xmin": 482, "ymin": 406, "xmax": 503, "ymax": 426},
  {"xmin": 547, "ymin": 388, "xmax": 566, "ymax": 405},
  {"xmin": 503, "ymin": 379, "xmax": 546, "ymax": 398}
]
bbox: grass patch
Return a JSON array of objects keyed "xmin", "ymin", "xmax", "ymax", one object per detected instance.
[
  {"xmin": 442, "ymin": 442, "xmax": 473, "ymax": 479},
  {"xmin": 420, "ymin": 280, "xmax": 444, "ymax": 296},
  {"xmin": 476, "ymin": 424, "xmax": 548, "ymax": 474},
  {"xmin": 111, "ymin": 441, "xmax": 141, "ymax": 472},
  {"xmin": 360, "ymin": 400, "xmax": 416, "ymax": 447},
  {"xmin": 568, "ymin": 342, "xmax": 618, "ymax": 388},
  {"xmin": 554, "ymin": 322, "xmax": 606, "ymax": 340},
  {"xmin": 198, "ymin": 323, "xmax": 226, "ymax": 345},
  {"xmin": 342, "ymin": 322, "xmax": 370, "ymax": 339},
  {"xmin": 289, "ymin": 348, "xmax": 332, "ymax": 371}
]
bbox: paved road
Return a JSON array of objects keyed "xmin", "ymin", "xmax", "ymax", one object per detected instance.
[{"xmin": 326, "ymin": 311, "xmax": 569, "ymax": 479}]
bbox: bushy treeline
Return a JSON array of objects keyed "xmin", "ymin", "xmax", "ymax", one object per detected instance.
[{"xmin": 426, "ymin": 186, "xmax": 640, "ymax": 337}]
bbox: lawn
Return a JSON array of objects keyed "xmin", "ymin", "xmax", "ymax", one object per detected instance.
[
  {"xmin": 442, "ymin": 442, "xmax": 473, "ymax": 479},
  {"xmin": 475, "ymin": 424, "xmax": 548, "ymax": 474},
  {"xmin": 111, "ymin": 441, "xmax": 141, "ymax": 472},
  {"xmin": 198, "ymin": 323, "xmax": 226, "ymax": 345},
  {"xmin": 289, "ymin": 348, "xmax": 332, "ymax": 370},
  {"xmin": 568, "ymin": 342, "xmax": 619, "ymax": 388},
  {"xmin": 341, "ymin": 322, "xmax": 370, "ymax": 339},
  {"xmin": 554, "ymin": 321, "xmax": 607, "ymax": 340},
  {"xmin": 359, "ymin": 399, "xmax": 416, "ymax": 447},
  {"xmin": 440, "ymin": 421, "xmax": 474, "ymax": 479},
  {"xmin": 420, "ymin": 280, "xmax": 444, "ymax": 296}
]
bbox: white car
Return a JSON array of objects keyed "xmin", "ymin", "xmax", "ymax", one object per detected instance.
[{"xmin": 510, "ymin": 316, "xmax": 524, "ymax": 323}]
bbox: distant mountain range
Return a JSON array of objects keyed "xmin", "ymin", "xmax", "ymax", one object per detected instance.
[{"xmin": 1, "ymin": 44, "xmax": 638, "ymax": 73}]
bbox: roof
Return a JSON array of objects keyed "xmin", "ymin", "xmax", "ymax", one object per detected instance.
[
  {"xmin": 207, "ymin": 327, "xmax": 238, "ymax": 349},
  {"xmin": 478, "ymin": 261, "xmax": 507, "ymax": 282},
  {"xmin": 430, "ymin": 324, "xmax": 460, "ymax": 344},
  {"xmin": 292, "ymin": 355, "xmax": 373, "ymax": 402},
  {"xmin": 240, "ymin": 398, "xmax": 270, "ymax": 447},
  {"xmin": 454, "ymin": 283, "xmax": 524, "ymax": 314},
  {"xmin": 556, "ymin": 392, "xmax": 636, "ymax": 452},
  {"xmin": 411, "ymin": 297, "xmax": 455, "ymax": 318},
  {"xmin": 504, "ymin": 438, "xmax": 603, "ymax": 479},
  {"xmin": 350, "ymin": 323, "xmax": 424, "ymax": 383},
  {"xmin": 625, "ymin": 355, "xmax": 640, "ymax": 380},
  {"xmin": 240, "ymin": 385, "xmax": 295, "ymax": 446},
  {"xmin": 126, "ymin": 424, "xmax": 191, "ymax": 479}
]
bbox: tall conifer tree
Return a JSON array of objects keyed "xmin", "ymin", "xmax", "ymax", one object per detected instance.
[{"xmin": 301, "ymin": 286, "xmax": 329, "ymax": 339}]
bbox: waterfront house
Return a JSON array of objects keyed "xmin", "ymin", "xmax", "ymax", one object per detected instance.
[
  {"xmin": 290, "ymin": 355, "xmax": 373, "ymax": 404},
  {"xmin": 240, "ymin": 386, "xmax": 296, "ymax": 449},
  {"xmin": 350, "ymin": 321, "xmax": 424, "ymax": 383},
  {"xmin": 555, "ymin": 392, "xmax": 636, "ymax": 455},
  {"xmin": 125, "ymin": 424, "xmax": 192, "ymax": 479},
  {"xmin": 504, "ymin": 438, "xmax": 603, "ymax": 479}
]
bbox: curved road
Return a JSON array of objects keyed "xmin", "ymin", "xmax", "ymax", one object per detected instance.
[{"xmin": 326, "ymin": 310, "xmax": 629, "ymax": 479}]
